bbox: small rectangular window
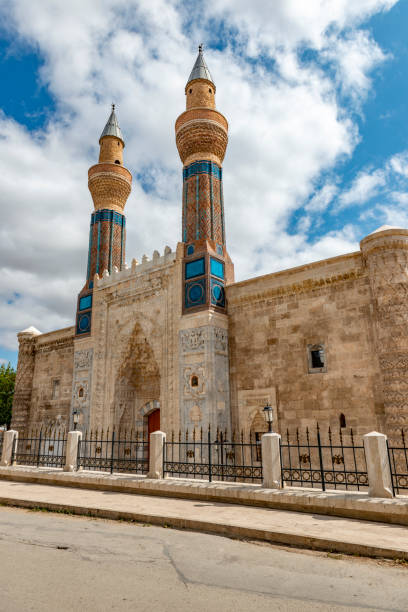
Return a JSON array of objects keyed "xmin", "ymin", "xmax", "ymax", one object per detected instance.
[{"xmin": 308, "ymin": 344, "xmax": 327, "ymax": 373}]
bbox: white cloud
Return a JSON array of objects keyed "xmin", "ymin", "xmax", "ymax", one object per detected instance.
[
  {"xmin": 337, "ymin": 169, "xmax": 386, "ymax": 209},
  {"xmin": 0, "ymin": 0, "xmax": 398, "ymax": 350},
  {"xmin": 306, "ymin": 182, "xmax": 339, "ymax": 212},
  {"xmin": 324, "ymin": 30, "xmax": 388, "ymax": 103},
  {"xmin": 391, "ymin": 191, "xmax": 408, "ymax": 205},
  {"xmin": 388, "ymin": 152, "xmax": 408, "ymax": 178}
]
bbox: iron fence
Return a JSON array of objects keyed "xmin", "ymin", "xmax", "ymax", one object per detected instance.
[
  {"xmin": 387, "ymin": 429, "xmax": 408, "ymax": 495},
  {"xmin": 163, "ymin": 428, "xmax": 263, "ymax": 483},
  {"xmin": 280, "ymin": 425, "xmax": 368, "ymax": 491},
  {"xmin": 77, "ymin": 429, "xmax": 148, "ymax": 474},
  {"xmin": 12, "ymin": 428, "xmax": 67, "ymax": 468},
  {"xmin": 0, "ymin": 430, "xmax": 3, "ymax": 458}
]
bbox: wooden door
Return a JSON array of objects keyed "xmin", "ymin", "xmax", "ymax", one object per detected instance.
[{"xmin": 148, "ymin": 409, "xmax": 160, "ymax": 436}]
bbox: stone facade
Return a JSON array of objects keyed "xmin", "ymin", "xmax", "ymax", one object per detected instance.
[{"xmin": 10, "ymin": 50, "xmax": 408, "ymax": 442}]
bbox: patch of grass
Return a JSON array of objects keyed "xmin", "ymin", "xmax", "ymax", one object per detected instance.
[{"xmin": 327, "ymin": 552, "xmax": 343, "ymax": 560}]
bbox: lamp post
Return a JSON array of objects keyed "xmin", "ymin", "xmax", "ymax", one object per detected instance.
[
  {"xmin": 263, "ymin": 404, "xmax": 274, "ymax": 433},
  {"xmin": 72, "ymin": 410, "xmax": 79, "ymax": 431}
]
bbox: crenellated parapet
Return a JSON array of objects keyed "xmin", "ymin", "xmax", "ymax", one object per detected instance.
[
  {"xmin": 95, "ymin": 246, "xmax": 176, "ymax": 289},
  {"xmin": 361, "ymin": 226, "xmax": 408, "ymax": 438}
]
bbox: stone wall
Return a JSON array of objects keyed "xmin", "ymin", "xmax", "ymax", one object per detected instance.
[
  {"xmin": 227, "ymin": 251, "xmax": 384, "ymax": 437},
  {"xmin": 18, "ymin": 327, "xmax": 75, "ymax": 432}
]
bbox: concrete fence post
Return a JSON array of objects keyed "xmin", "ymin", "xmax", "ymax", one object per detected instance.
[
  {"xmin": 363, "ymin": 431, "xmax": 393, "ymax": 498},
  {"xmin": 262, "ymin": 432, "xmax": 282, "ymax": 489},
  {"xmin": 64, "ymin": 431, "xmax": 82, "ymax": 472},
  {"xmin": 0, "ymin": 430, "xmax": 18, "ymax": 467},
  {"xmin": 147, "ymin": 431, "xmax": 166, "ymax": 479}
]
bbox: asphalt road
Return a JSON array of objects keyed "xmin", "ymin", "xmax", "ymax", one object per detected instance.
[{"xmin": 0, "ymin": 506, "xmax": 407, "ymax": 611}]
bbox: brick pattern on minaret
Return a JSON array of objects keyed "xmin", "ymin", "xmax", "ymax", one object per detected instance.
[{"xmin": 75, "ymin": 106, "xmax": 132, "ymax": 336}]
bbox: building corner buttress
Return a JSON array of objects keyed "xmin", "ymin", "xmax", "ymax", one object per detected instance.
[
  {"xmin": 10, "ymin": 327, "xmax": 41, "ymax": 435},
  {"xmin": 361, "ymin": 227, "xmax": 408, "ymax": 441}
]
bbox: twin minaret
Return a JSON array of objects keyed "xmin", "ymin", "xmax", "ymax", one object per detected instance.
[
  {"xmin": 176, "ymin": 45, "xmax": 234, "ymax": 313},
  {"xmin": 75, "ymin": 105, "xmax": 132, "ymax": 336},
  {"xmin": 76, "ymin": 46, "xmax": 232, "ymax": 336}
]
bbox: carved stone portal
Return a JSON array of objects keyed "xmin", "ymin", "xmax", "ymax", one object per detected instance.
[{"xmin": 113, "ymin": 322, "xmax": 161, "ymax": 429}]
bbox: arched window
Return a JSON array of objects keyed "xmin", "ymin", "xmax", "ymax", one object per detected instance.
[
  {"xmin": 339, "ymin": 413, "xmax": 346, "ymax": 428},
  {"xmin": 189, "ymin": 88, "xmax": 192, "ymax": 94},
  {"xmin": 114, "ymin": 160, "xmax": 120, "ymax": 164},
  {"xmin": 78, "ymin": 387, "xmax": 84, "ymax": 398}
]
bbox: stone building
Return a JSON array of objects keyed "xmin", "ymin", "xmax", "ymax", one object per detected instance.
[{"xmin": 11, "ymin": 47, "xmax": 408, "ymax": 441}]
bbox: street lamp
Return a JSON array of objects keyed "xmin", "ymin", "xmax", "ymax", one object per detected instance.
[
  {"xmin": 72, "ymin": 410, "xmax": 79, "ymax": 431},
  {"xmin": 263, "ymin": 404, "xmax": 274, "ymax": 433}
]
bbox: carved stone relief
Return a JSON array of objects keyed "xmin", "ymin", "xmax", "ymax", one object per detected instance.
[{"xmin": 71, "ymin": 349, "xmax": 93, "ymax": 432}]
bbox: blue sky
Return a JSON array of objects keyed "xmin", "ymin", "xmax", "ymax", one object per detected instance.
[{"xmin": 0, "ymin": 0, "xmax": 407, "ymax": 369}]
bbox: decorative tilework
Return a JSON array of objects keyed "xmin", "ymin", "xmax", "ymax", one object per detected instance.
[
  {"xmin": 185, "ymin": 258, "xmax": 205, "ymax": 279},
  {"xmin": 77, "ymin": 311, "xmax": 91, "ymax": 335},
  {"xmin": 91, "ymin": 209, "xmax": 125, "ymax": 226},
  {"xmin": 186, "ymin": 244, "xmax": 195, "ymax": 255},
  {"xmin": 185, "ymin": 278, "xmax": 206, "ymax": 308},
  {"xmin": 183, "ymin": 160, "xmax": 222, "ymax": 181},
  {"xmin": 210, "ymin": 257, "xmax": 224, "ymax": 279},
  {"xmin": 210, "ymin": 278, "xmax": 225, "ymax": 308},
  {"xmin": 79, "ymin": 295, "xmax": 92, "ymax": 311}
]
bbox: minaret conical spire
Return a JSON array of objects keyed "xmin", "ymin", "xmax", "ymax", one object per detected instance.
[
  {"xmin": 99, "ymin": 103, "xmax": 124, "ymax": 145},
  {"xmin": 186, "ymin": 44, "xmax": 215, "ymax": 89}
]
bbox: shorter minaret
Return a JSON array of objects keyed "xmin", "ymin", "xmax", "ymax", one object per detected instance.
[{"xmin": 75, "ymin": 105, "xmax": 132, "ymax": 336}]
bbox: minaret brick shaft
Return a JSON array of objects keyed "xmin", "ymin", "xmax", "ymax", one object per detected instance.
[{"xmin": 75, "ymin": 105, "xmax": 132, "ymax": 336}]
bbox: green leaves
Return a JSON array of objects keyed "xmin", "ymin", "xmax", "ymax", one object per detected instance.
[{"xmin": 0, "ymin": 363, "xmax": 16, "ymax": 429}]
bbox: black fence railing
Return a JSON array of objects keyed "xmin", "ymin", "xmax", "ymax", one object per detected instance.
[
  {"xmin": 12, "ymin": 428, "xmax": 67, "ymax": 468},
  {"xmin": 387, "ymin": 429, "xmax": 408, "ymax": 495},
  {"xmin": 77, "ymin": 429, "xmax": 148, "ymax": 474},
  {"xmin": 0, "ymin": 430, "xmax": 3, "ymax": 458},
  {"xmin": 163, "ymin": 428, "xmax": 263, "ymax": 483},
  {"xmin": 280, "ymin": 426, "xmax": 368, "ymax": 491}
]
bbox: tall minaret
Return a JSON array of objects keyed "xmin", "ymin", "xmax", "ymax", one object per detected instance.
[
  {"xmin": 75, "ymin": 105, "xmax": 132, "ymax": 336},
  {"xmin": 176, "ymin": 47, "xmax": 233, "ymax": 434},
  {"xmin": 176, "ymin": 45, "xmax": 234, "ymax": 314}
]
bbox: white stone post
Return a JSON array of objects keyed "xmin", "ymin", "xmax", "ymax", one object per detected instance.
[
  {"xmin": 262, "ymin": 432, "xmax": 282, "ymax": 489},
  {"xmin": 363, "ymin": 431, "xmax": 393, "ymax": 498},
  {"xmin": 0, "ymin": 430, "xmax": 18, "ymax": 467},
  {"xmin": 63, "ymin": 431, "xmax": 82, "ymax": 472},
  {"xmin": 147, "ymin": 431, "xmax": 166, "ymax": 479}
]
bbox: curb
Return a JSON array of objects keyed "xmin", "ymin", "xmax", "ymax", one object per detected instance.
[
  {"xmin": 1, "ymin": 468, "xmax": 407, "ymax": 526},
  {"xmin": 1, "ymin": 495, "xmax": 407, "ymax": 561}
]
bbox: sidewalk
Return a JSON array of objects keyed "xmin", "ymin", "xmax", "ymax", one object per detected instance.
[{"xmin": 0, "ymin": 477, "xmax": 408, "ymax": 560}]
